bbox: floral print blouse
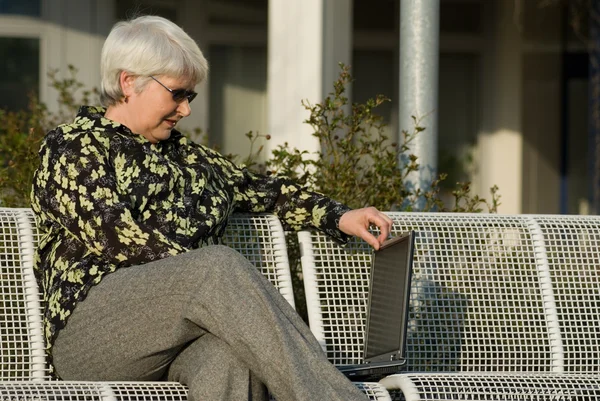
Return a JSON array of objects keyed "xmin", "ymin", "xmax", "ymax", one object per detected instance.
[{"xmin": 31, "ymin": 106, "xmax": 351, "ymax": 373}]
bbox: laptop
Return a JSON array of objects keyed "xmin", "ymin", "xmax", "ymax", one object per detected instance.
[{"xmin": 338, "ymin": 231, "xmax": 415, "ymax": 381}]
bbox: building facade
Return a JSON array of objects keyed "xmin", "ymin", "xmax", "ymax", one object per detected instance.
[{"xmin": 0, "ymin": 0, "xmax": 593, "ymax": 215}]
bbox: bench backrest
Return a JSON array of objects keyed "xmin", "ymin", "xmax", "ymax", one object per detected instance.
[
  {"xmin": 0, "ymin": 208, "xmax": 294, "ymax": 380},
  {"xmin": 299, "ymin": 212, "xmax": 600, "ymax": 373},
  {"xmin": 534, "ymin": 215, "xmax": 600, "ymax": 373}
]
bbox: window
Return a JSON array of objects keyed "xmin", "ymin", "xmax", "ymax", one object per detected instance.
[
  {"xmin": 0, "ymin": 0, "xmax": 41, "ymax": 17},
  {"xmin": 0, "ymin": 37, "xmax": 39, "ymax": 111}
]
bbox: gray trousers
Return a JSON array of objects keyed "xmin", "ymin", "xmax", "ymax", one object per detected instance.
[{"xmin": 52, "ymin": 245, "xmax": 367, "ymax": 401}]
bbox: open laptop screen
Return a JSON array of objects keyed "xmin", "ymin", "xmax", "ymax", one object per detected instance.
[{"xmin": 364, "ymin": 231, "xmax": 414, "ymax": 363}]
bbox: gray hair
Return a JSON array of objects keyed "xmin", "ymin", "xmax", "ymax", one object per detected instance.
[{"xmin": 100, "ymin": 15, "xmax": 208, "ymax": 106}]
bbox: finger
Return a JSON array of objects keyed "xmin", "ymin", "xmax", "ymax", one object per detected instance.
[
  {"xmin": 377, "ymin": 230, "xmax": 389, "ymax": 244},
  {"xmin": 383, "ymin": 214, "xmax": 394, "ymax": 227},
  {"xmin": 358, "ymin": 227, "xmax": 380, "ymax": 250},
  {"xmin": 369, "ymin": 213, "xmax": 392, "ymax": 240}
]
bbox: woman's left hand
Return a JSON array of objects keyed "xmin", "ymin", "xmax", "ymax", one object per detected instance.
[{"xmin": 339, "ymin": 207, "xmax": 394, "ymax": 250}]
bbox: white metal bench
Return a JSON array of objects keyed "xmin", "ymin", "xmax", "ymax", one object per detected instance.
[
  {"xmin": 0, "ymin": 207, "xmax": 389, "ymax": 400},
  {"xmin": 299, "ymin": 212, "xmax": 600, "ymax": 400}
]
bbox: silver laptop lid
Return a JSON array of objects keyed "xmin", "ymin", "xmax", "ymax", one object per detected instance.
[{"xmin": 363, "ymin": 231, "xmax": 415, "ymax": 363}]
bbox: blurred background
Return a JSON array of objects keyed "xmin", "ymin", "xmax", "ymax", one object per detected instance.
[{"xmin": 0, "ymin": 0, "xmax": 598, "ymax": 215}]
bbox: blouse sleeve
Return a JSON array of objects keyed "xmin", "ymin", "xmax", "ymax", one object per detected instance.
[
  {"xmin": 32, "ymin": 131, "xmax": 187, "ymax": 267},
  {"xmin": 210, "ymin": 151, "xmax": 352, "ymax": 243}
]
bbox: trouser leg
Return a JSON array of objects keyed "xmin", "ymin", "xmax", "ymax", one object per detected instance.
[
  {"xmin": 167, "ymin": 334, "xmax": 268, "ymax": 401},
  {"xmin": 177, "ymin": 246, "xmax": 366, "ymax": 401},
  {"xmin": 52, "ymin": 245, "xmax": 367, "ymax": 401}
]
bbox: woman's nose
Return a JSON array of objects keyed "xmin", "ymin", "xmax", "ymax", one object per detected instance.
[{"xmin": 178, "ymin": 99, "xmax": 192, "ymax": 117}]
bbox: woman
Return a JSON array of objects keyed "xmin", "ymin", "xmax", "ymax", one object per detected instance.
[{"xmin": 31, "ymin": 15, "xmax": 393, "ymax": 401}]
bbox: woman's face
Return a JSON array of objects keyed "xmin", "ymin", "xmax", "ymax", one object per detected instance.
[{"xmin": 127, "ymin": 75, "xmax": 195, "ymax": 143}]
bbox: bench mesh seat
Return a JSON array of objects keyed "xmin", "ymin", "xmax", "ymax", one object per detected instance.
[{"xmin": 382, "ymin": 373, "xmax": 600, "ymax": 401}]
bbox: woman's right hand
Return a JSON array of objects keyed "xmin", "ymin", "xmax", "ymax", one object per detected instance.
[{"xmin": 338, "ymin": 207, "xmax": 393, "ymax": 250}]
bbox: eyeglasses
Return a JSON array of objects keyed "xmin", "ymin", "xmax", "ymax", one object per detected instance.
[{"xmin": 150, "ymin": 76, "xmax": 197, "ymax": 104}]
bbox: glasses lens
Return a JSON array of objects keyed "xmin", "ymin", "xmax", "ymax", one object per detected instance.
[
  {"xmin": 172, "ymin": 89, "xmax": 197, "ymax": 104},
  {"xmin": 171, "ymin": 90, "xmax": 187, "ymax": 102}
]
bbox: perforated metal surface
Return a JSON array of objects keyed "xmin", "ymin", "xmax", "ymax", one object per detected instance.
[
  {"xmin": 0, "ymin": 381, "xmax": 189, "ymax": 400},
  {"xmin": 0, "ymin": 208, "xmax": 46, "ymax": 380},
  {"xmin": 0, "ymin": 208, "xmax": 300, "ymax": 399},
  {"xmin": 392, "ymin": 213, "xmax": 551, "ymax": 372},
  {"xmin": 355, "ymin": 382, "xmax": 394, "ymax": 401},
  {"xmin": 382, "ymin": 373, "xmax": 600, "ymax": 401},
  {"xmin": 535, "ymin": 215, "xmax": 600, "ymax": 373},
  {"xmin": 222, "ymin": 213, "xmax": 295, "ymax": 309},
  {"xmin": 301, "ymin": 213, "xmax": 600, "ymax": 371},
  {"xmin": 0, "ymin": 381, "xmax": 387, "ymax": 401},
  {"xmin": 300, "ymin": 212, "xmax": 600, "ymax": 398},
  {"xmin": 301, "ymin": 213, "xmax": 556, "ymax": 372}
]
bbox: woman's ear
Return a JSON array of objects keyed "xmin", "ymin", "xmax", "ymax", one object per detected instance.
[{"xmin": 119, "ymin": 71, "xmax": 136, "ymax": 99}]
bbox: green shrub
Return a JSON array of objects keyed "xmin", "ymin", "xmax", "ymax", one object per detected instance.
[
  {"xmin": 245, "ymin": 64, "xmax": 500, "ymax": 213},
  {"xmin": 0, "ymin": 98, "xmax": 47, "ymax": 207},
  {"xmin": 0, "ymin": 65, "xmax": 98, "ymax": 207}
]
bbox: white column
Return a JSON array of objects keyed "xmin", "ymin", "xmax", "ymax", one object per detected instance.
[
  {"xmin": 398, "ymin": 0, "xmax": 440, "ymax": 209},
  {"xmin": 478, "ymin": 0, "xmax": 523, "ymax": 214},
  {"xmin": 267, "ymin": 0, "xmax": 352, "ymax": 154}
]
